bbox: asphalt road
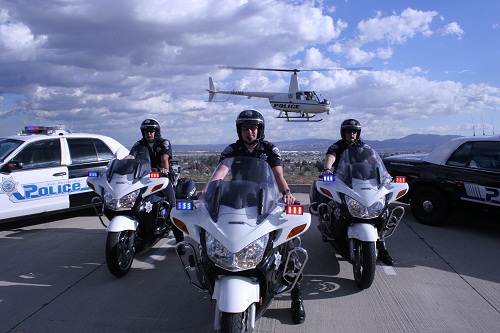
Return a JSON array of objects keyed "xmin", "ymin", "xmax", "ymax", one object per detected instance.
[{"xmin": 1, "ymin": 194, "xmax": 499, "ymax": 333}]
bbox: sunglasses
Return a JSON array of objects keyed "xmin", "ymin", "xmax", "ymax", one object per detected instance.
[{"xmin": 241, "ymin": 126, "xmax": 258, "ymax": 131}]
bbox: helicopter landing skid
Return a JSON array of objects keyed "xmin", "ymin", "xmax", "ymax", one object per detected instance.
[{"xmin": 277, "ymin": 114, "xmax": 323, "ymax": 122}]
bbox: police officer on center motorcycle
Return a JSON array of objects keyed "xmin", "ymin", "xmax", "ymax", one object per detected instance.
[
  {"xmin": 126, "ymin": 119, "xmax": 185, "ymax": 254},
  {"xmin": 321, "ymin": 119, "xmax": 394, "ymax": 265},
  {"xmin": 200, "ymin": 110, "xmax": 307, "ymax": 324}
]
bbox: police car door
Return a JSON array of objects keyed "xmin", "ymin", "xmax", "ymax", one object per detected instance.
[
  {"xmin": 440, "ymin": 140, "xmax": 500, "ymax": 211},
  {"xmin": 1, "ymin": 138, "xmax": 68, "ymax": 220}
]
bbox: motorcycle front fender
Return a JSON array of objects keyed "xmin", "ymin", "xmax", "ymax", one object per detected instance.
[
  {"xmin": 212, "ymin": 276, "xmax": 260, "ymax": 313},
  {"xmin": 106, "ymin": 215, "xmax": 138, "ymax": 232},
  {"xmin": 348, "ymin": 223, "xmax": 378, "ymax": 242}
]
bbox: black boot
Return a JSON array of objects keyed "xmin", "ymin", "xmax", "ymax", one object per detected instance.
[
  {"xmin": 173, "ymin": 227, "xmax": 186, "ymax": 255},
  {"xmin": 377, "ymin": 240, "xmax": 393, "ymax": 266},
  {"xmin": 290, "ymin": 283, "xmax": 306, "ymax": 324}
]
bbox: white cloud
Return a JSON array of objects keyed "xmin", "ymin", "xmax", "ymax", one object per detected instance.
[
  {"xmin": 0, "ymin": 1, "xmax": 498, "ymax": 144},
  {"xmin": 438, "ymin": 22, "xmax": 464, "ymax": 39},
  {"xmin": 0, "ymin": 9, "xmax": 47, "ymax": 58},
  {"xmin": 329, "ymin": 8, "xmax": 439, "ymax": 64},
  {"xmin": 357, "ymin": 8, "xmax": 436, "ymax": 44}
]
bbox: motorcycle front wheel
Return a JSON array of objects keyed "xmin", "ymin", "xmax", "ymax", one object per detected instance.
[
  {"xmin": 352, "ymin": 240, "xmax": 376, "ymax": 290},
  {"xmin": 220, "ymin": 311, "xmax": 247, "ymax": 333},
  {"xmin": 106, "ymin": 231, "xmax": 135, "ymax": 278}
]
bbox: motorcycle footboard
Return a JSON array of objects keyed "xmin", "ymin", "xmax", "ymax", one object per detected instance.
[
  {"xmin": 380, "ymin": 205, "xmax": 405, "ymax": 239},
  {"xmin": 175, "ymin": 241, "xmax": 210, "ymax": 292}
]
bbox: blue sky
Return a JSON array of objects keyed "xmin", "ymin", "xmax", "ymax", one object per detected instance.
[{"xmin": 0, "ymin": 0, "xmax": 499, "ymax": 148}]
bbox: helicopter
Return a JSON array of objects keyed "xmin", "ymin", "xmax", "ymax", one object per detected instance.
[{"xmin": 207, "ymin": 66, "xmax": 369, "ymax": 122}]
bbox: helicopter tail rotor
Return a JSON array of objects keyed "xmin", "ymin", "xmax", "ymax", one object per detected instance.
[{"xmin": 207, "ymin": 77, "xmax": 216, "ymax": 102}]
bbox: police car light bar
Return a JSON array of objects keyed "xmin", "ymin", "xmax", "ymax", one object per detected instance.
[
  {"xmin": 22, "ymin": 125, "xmax": 70, "ymax": 135},
  {"xmin": 322, "ymin": 174, "xmax": 335, "ymax": 182},
  {"xmin": 177, "ymin": 201, "xmax": 193, "ymax": 210}
]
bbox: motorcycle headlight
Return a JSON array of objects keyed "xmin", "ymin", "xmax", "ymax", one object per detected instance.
[
  {"xmin": 103, "ymin": 189, "xmax": 140, "ymax": 210},
  {"xmin": 345, "ymin": 195, "xmax": 385, "ymax": 219},
  {"xmin": 205, "ymin": 232, "xmax": 269, "ymax": 271}
]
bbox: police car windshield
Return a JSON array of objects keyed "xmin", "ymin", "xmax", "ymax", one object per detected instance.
[{"xmin": 0, "ymin": 139, "xmax": 23, "ymax": 162}]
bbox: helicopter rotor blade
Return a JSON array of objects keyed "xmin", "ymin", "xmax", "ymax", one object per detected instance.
[
  {"xmin": 218, "ymin": 65, "xmax": 372, "ymax": 73},
  {"xmin": 218, "ymin": 66, "xmax": 300, "ymax": 73}
]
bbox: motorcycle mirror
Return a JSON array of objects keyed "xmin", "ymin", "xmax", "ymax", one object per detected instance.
[
  {"xmin": 212, "ymin": 184, "xmax": 220, "ymax": 220},
  {"xmin": 257, "ymin": 187, "xmax": 265, "ymax": 215},
  {"xmin": 376, "ymin": 167, "xmax": 382, "ymax": 186},
  {"xmin": 107, "ymin": 159, "xmax": 116, "ymax": 183}
]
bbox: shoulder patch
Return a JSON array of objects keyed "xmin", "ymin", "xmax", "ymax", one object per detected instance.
[
  {"xmin": 221, "ymin": 145, "xmax": 234, "ymax": 155},
  {"xmin": 272, "ymin": 146, "xmax": 281, "ymax": 157}
]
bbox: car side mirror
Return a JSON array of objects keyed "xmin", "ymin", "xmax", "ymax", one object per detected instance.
[{"xmin": 1, "ymin": 161, "xmax": 23, "ymax": 172}]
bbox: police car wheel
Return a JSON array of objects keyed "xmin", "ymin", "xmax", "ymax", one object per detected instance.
[{"xmin": 410, "ymin": 186, "xmax": 451, "ymax": 226}]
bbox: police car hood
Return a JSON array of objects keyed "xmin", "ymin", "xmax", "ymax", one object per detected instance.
[{"xmin": 384, "ymin": 154, "xmax": 427, "ymax": 163}]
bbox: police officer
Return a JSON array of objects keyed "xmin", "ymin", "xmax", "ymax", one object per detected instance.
[
  {"xmin": 322, "ymin": 119, "xmax": 394, "ymax": 265},
  {"xmin": 202, "ymin": 110, "xmax": 306, "ymax": 324},
  {"xmin": 126, "ymin": 119, "xmax": 185, "ymax": 254}
]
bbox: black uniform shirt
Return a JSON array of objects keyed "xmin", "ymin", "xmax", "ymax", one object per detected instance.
[
  {"xmin": 129, "ymin": 137, "xmax": 172, "ymax": 170},
  {"xmin": 219, "ymin": 140, "xmax": 284, "ymax": 168},
  {"xmin": 326, "ymin": 139, "xmax": 370, "ymax": 170}
]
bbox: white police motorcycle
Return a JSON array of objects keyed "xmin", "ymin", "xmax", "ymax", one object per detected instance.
[
  {"xmin": 310, "ymin": 146, "xmax": 408, "ymax": 289},
  {"xmin": 86, "ymin": 146, "xmax": 182, "ymax": 277},
  {"xmin": 171, "ymin": 156, "xmax": 311, "ymax": 332}
]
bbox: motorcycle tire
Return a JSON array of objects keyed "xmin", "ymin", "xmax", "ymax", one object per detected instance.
[
  {"xmin": 352, "ymin": 240, "xmax": 376, "ymax": 290},
  {"xmin": 106, "ymin": 231, "xmax": 135, "ymax": 278},
  {"xmin": 220, "ymin": 310, "xmax": 247, "ymax": 333}
]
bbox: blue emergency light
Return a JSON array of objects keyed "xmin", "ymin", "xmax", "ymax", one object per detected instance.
[
  {"xmin": 322, "ymin": 174, "xmax": 335, "ymax": 182},
  {"xmin": 88, "ymin": 171, "xmax": 99, "ymax": 177},
  {"xmin": 177, "ymin": 201, "xmax": 193, "ymax": 210}
]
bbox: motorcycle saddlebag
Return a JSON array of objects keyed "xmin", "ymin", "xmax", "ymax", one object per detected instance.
[{"xmin": 175, "ymin": 177, "xmax": 196, "ymax": 199}]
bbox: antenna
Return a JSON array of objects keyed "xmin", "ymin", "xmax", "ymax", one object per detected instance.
[
  {"xmin": 481, "ymin": 114, "xmax": 485, "ymax": 136},
  {"xmin": 471, "ymin": 115, "xmax": 475, "ymax": 136},
  {"xmin": 491, "ymin": 112, "xmax": 495, "ymax": 135}
]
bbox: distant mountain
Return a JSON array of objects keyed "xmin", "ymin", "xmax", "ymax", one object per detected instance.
[{"xmin": 174, "ymin": 134, "xmax": 463, "ymax": 154}]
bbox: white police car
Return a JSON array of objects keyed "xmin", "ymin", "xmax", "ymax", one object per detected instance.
[{"xmin": 0, "ymin": 125, "xmax": 129, "ymax": 223}]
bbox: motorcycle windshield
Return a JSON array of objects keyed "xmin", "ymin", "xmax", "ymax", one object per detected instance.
[
  {"xmin": 203, "ymin": 156, "xmax": 280, "ymax": 222},
  {"xmin": 106, "ymin": 145, "xmax": 151, "ymax": 180},
  {"xmin": 335, "ymin": 146, "xmax": 391, "ymax": 188}
]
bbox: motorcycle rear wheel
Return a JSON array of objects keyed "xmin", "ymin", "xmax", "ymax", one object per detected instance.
[
  {"xmin": 352, "ymin": 240, "xmax": 376, "ymax": 290},
  {"xmin": 106, "ymin": 231, "xmax": 135, "ymax": 278},
  {"xmin": 220, "ymin": 311, "xmax": 247, "ymax": 333}
]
